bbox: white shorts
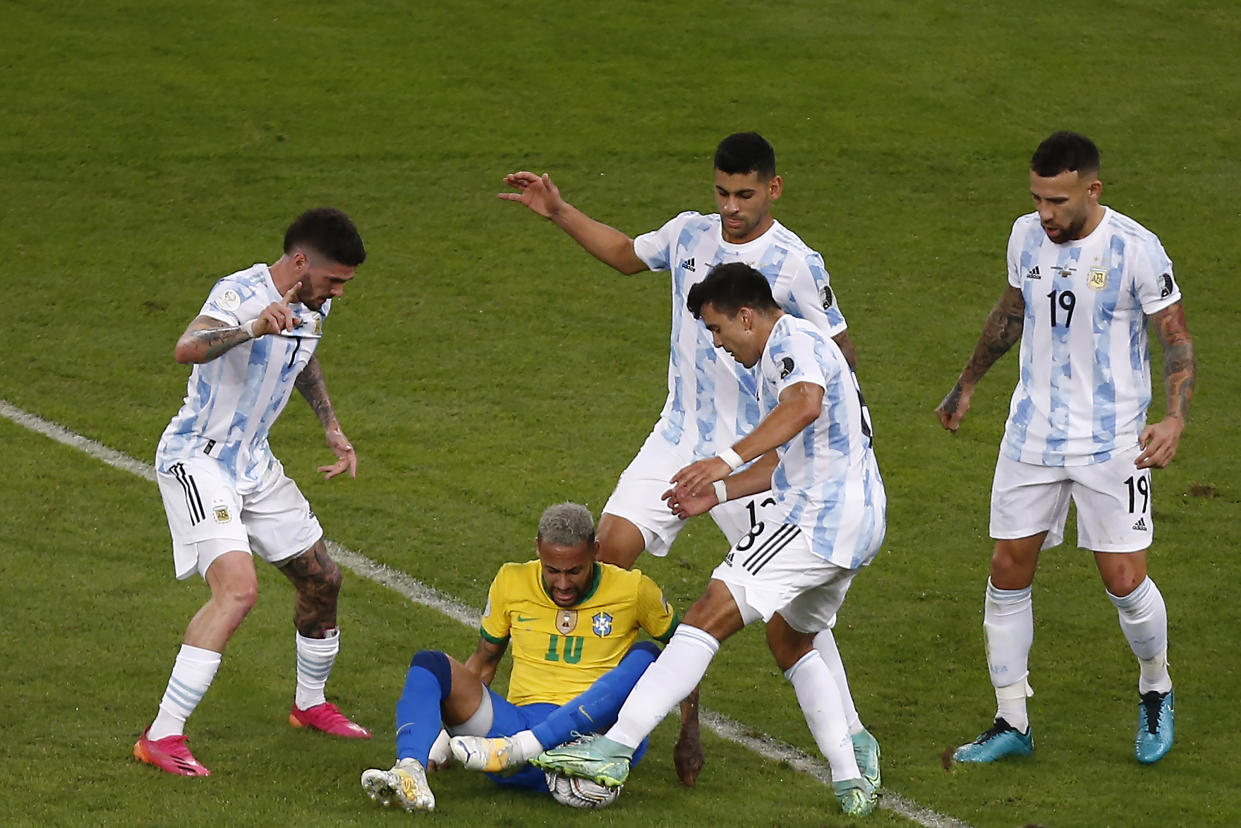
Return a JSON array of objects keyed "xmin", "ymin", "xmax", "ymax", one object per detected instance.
[
  {"xmin": 710, "ymin": 511, "xmax": 858, "ymax": 634},
  {"xmin": 157, "ymin": 455, "xmax": 323, "ymax": 580},
  {"xmin": 602, "ymin": 427, "xmax": 773, "ymax": 557},
  {"xmin": 989, "ymin": 445, "xmax": 1153, "ymax": 553}
]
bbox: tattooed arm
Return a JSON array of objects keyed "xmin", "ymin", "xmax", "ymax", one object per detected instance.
[
  {"xmin": 935, "ymin": 284, "xmax": 1025, "ymax": 432},
  {"xmin": 173, "ymin": 282, "xmax": 302, "ymax": 364},
  {"xmin": 1137, "ymin": 301, "xmax": 1195, "ymax": 469},
  {"xmin": 295, "ymin": 355, "xmax": 357, "ymax": 479},
  {"xmin": 464, "ymin": 636, "xmax": 507, "ymax": 687}
]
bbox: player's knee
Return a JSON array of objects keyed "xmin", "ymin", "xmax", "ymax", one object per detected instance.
[{"xmin": 410, "ymin": 649, "xmax": 452, "ymax": 701}]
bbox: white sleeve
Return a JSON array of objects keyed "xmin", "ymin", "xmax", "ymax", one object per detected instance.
[{"xmin": 633, "ymin": 211, "xmax": 698, "ymax": 272}]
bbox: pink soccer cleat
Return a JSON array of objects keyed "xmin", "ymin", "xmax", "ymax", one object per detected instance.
[
  {"xmin": 289, "ymin": 702, "xmax": 372, "ymax": 738},
  {"xmin": 133, "ymin": 727, "xmax": 211, "ymax": 777}
]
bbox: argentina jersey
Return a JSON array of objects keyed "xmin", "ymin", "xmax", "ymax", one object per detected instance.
[
  {"xmin": 760, "ymin": 316, "xmax": 885, "ymax": 569},
  {"xmin": 633, "ymin": 211, "xmax": 848, "ymax": 461},
  {"xmin": 1002, "ymin": 208, "xmax": 1181, "ymax": 467},
  {"xmin": 156, "ymin": 264, "xmax": 329, "ymax": 492}
]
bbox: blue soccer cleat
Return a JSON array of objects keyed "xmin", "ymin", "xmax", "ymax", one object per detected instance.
[
  {"xmin": 530, "ymin": 734, "xmax": 633, "ymax": 788},
  {"xmin": 852, "ymin": 727, "xmax": 881, "ymax": 791},
  {"xmin": 952, "ymin": 718, "xmax": 1033, "ymax": 763},
  {"xmin": 1135, "ymin": 690, "xmax": 1174, "ymax": 764}
]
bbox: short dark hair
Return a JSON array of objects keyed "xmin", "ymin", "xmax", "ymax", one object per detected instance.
[
  {"xmin": 714, "ymin": 132, "xmax": 776, "ymax": 179},
  {"xmin": 687, "ymin": 262, "xmax": 779, "ymax": 318},
  {"xmin": 283, "ymin": 207, "xmax": 367, "ymax": 266},
  {"xmin": 1030, "ymin": 131, "xmax": 1100, "ymax": 178}
]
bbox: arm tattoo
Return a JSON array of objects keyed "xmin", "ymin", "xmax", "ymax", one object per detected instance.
[
  {"xmin": 178, "ymin": 317, "xmax": 252, "ymax": 362},
  {"xmin": 1152, "ymin": 302, "xmax": 1195, "ymax": 420},
  {"xmin": 295, "ymin": 355, "xmax": 338, "ymax": 428},
  {"xmin": 959, "ymin": 287, "xmax": 1025, "ymax": 387}
]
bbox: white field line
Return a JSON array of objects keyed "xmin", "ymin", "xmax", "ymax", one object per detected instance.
[{"xmin": 2, "ymin": 398, "xmax": 972, "ymax": 828}]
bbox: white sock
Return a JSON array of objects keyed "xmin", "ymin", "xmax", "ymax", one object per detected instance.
[
  {"xmin": 785, "ymin": 651, "xmax": 859, "ymax": 783},
  {"xmin": 605, "ymin": 625, "xmax": 719, "ymax": 749},
  {"xmin": 983, "ymin": 579, "xmax": 1034, "ymax": 733},
  {"xmin": 295, "ymin": 628, "xmax": 339, "ymax": 710},
  {"xmin": 813, "ymin": 627, "xmax": 863, "ymax": 734},
  {"xmin": 149, "ymin": 644, "xmax": 221, "ymax": 740},
  {"xmin": 1107, "ymin": 577, "xmax": 1172, "ymax": 694},
  {"xmin": 509, "ymin": 729, "xmax": 543, "ymax": 762}
]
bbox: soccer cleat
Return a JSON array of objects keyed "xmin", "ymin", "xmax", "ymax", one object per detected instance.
[
  {"xmin": 832, "ymin": 777, "xmax": 875, "ymax": 817},
  {"xmin": 530, "ymin": 734, "xmax": 633, "ymax": 788},
  {"xmin": 852, "ymin": 727, "xmax": 881, "ymax": 791},
  {"xmin": 361, "ymin": 758, "xmax": 434, "ymax": 812},
  {"xmin": 133, "ymin": 727, "xmax": 211, "ymax": 777},
  {"xmin": 1135, "ymin": 690, "xmax": 1174, "ymax": 764},
  {"xmin": 451, "ymin": 734, "xmax": 522, "ymax": 772},
  {"xmin": 952, "ymin": 717, "xmax": 1033, "ymax": 763},
  {"xmin": 289, "ymin": 702, "xmax": 372, "ymax": 738}
]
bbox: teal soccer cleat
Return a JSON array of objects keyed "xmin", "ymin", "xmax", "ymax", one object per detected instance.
[
  {"xmin": 852, "ymin": 728, "xmax": 881, "ymax": 791},
  {"xmin": 952, "ymin": 718, "xmax": 1033, "ymax": 763},
  {"xmin": 1135, "ymin": 690, "xmax": 1174, "ymax": 764},
  {"xmin": 530, "ymin": 734, "xmax": 633, "ymax": 788},
  {"xmin": 832, "ymin": 777, "xmax": 876, "ymax": 817}
]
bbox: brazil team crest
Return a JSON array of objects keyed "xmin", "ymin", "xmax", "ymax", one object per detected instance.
[{"xmin": 591, "ymin": 612, "xmax": 613, "ymax": 637}]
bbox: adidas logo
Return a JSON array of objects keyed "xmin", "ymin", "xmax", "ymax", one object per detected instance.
[
  {"xmin": 1025, "ymin": 266, "xmax": 1041, "ymax": 280},
  {"xmin": 680, "ymin": 257, "xmax": 696, "ymax": 272},
  {"xmin": 1132, "ymin": 517, "xmax": 1148, "ymax": 531}
]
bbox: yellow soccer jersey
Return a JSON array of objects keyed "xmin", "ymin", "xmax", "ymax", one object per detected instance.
[{"xmin": 480, "ymin": 560, "xmax": 677, "ymax": 707}]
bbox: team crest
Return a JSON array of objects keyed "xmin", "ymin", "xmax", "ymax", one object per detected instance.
[
  {"xmin": 1088, "ymin": 268, "xmax": 1108, "ymax": 290},
  {"xmin": 591, "ymin": 612, "xmax": 613, "ymax": 637},
  {"xmin": 213, "ymin": 505, "xmax": 231, "ymax": 523},
  {"xmin": 556, "ymin": 609, "xmax": 578, "ymax": 634}
]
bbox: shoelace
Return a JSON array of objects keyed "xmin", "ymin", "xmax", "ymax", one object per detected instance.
[
  {"xmin": 1139, "ymin": 692, "xmax": 1165, "ymax": 734},
  {"xmin": 977, "ymin": 718, "xmax": 1017, "ymax": 743}
]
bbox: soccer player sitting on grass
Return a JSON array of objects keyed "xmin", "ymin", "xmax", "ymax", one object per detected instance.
[
  {"xmin": 360, "ymin": 502, "xmax": 677, "ymax": 812},
  {"xmin": 533, "ymin": 263, "xmax": 887, "ymax": 817}
]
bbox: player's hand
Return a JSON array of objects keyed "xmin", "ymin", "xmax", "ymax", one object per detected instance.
[
  {"xmin": 498, "ymin": 171, "xmax": 564, "ymax": 219},
  {"xmin": 662, "ymin": 482, "xmax": 718, "ymax": 520},
  {"xmin": 250, "ymin": 282, "xmax": 303, "ymax": 337},
  {"xmin": 935, "ymin": 381, "xmax": 974, "ymax": 432},
  {"xmin": 670, "ymin": 456, "xmax": 731, "ymax": 499},
  {"xmin": 1137, "ymin": 416, "xmax": 1184, "ymax": 469},
  {"xmin": 319, "ymin": 422, "xmax": 357, "ymax": 479}
]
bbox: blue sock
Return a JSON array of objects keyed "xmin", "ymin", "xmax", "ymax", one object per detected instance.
[
  {"xmin": 395, "ymin": 650, "xmax": 452, "ymax": 763},
  {"xmin": 530, "ymin": 642, "xmax": 658, "ymax": 749}
]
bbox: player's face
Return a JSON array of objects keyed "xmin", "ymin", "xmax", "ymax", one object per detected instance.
[
  {"xmin": 1029, "ymin": 168, "xmax": 1102, "ymax": 244},
  {"xmin": 537, "ymin": 539, "xmax": 596, "ymax": 607},
  {"xmin": 714, "ymin": 169, "xmax": 782, "ymax": 244},
  {"xmin": 700, "ymin": 302, "xmax": 761, "ymax": 368},
  {"xmin": 293, "ymin": 250, "xmax": 356, "ymax": 310}
]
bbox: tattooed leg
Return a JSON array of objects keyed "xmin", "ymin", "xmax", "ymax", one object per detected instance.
[{"xmin": 279, "ymin": 538, "xmax": 342, "ymax": 638}]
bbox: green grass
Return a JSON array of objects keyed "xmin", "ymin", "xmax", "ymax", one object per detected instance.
[{"xmin": 3, "ymin": 1, "xmax": 1241, "ymax": 826}]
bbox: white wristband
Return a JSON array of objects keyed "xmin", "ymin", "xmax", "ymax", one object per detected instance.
[
  {"xmin": 718, "ymin": 447, "xmax": 743, "ymax": 471},
  {"xmin": 712, "ymin": 480, "xmax": 728, "ymax": 504},
  {"xmin": 241, "ymin": 319, "xmax": 259, "ymax": 339}
]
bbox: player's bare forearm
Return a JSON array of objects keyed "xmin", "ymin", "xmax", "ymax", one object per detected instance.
[
  {"xmin": 464, "ymin": 638, "xmax": 506, "ymax": 687},
  {"xmin": 959, "ymin": 285, "xmax": 1024, "ymax": 387},
  {"xmin": 551, "ymin": 204, "xmax": 647, "ymax": 275},
  {"xmin": 295, "ymin": 356, "xmax": 339, "ymax": 430},
  {"xmin": 174, "ymin": 316, "xmax": 251, "ymax": 364},
  {"xmin": 733, "ymin": 383, "xmax": 822, "ymax": 463},
  {"xmin": 1152, "ymin": 302, "xmax": 1195, "ymax": 421}
]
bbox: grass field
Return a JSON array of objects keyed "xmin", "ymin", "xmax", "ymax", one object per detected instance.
[{"xmin": 3, "ymin": 1, "xmax": 1240, "ymax": 826}]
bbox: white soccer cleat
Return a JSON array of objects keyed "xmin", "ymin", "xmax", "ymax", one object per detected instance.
[
  {"xmin": 361, "ymin": 758, "xmax": 435, "ymax": 812},
  {"xmin": 450, "ymin": 734, "xmax": 522, "ymax": 772}
]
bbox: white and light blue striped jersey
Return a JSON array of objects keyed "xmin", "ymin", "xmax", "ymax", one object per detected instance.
[
  {"xmin": 156, "ymin": 263, "xmax": 330, "ymax": 492},
  {"xmin": 1002, "ymin": 207, "xmax": 1181, "ymax": 467},
  {"xmin": 633, "ymin": 212, "xmax": 847, "ymax": 460},
  {"xmin": 759, "ymin": 315, "xmax": 885, "ymax": 569}
]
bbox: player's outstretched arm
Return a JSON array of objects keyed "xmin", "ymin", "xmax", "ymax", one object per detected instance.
[
  {"xmin": 1138, "ymin": 301, "xmax": 1195, "ymax": 469},
  {"xmin": 935, "ymin": 284, "xmax": 1025, "ymax": 432},
  {"xmin": 295, "ymin": 354, "xmax": 356, "ymax": 480},
  {"xmin": 499, "ymin": 171, "xmax": 647, "ymax": 275},
  {"xmin": 174, "ymin": 282, "xmax": 302, "ymax": 364}
]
